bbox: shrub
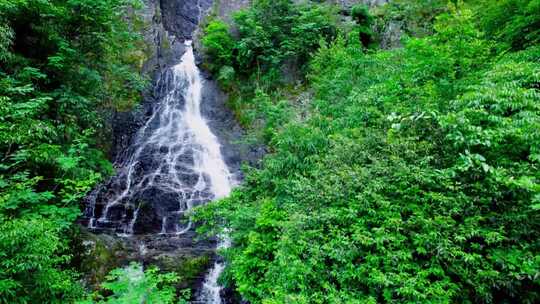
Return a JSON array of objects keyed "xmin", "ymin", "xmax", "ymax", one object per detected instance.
[
  {"xmin": 481, "ymin": 0, "xmax": 540, "ymax": 51},
  {"xmin": 351, "ymin": 4, "xmax": 374, "ymax": 47},
  {"xmin": 0, "ymin": 0, "xmax": 144, "ymax": 302},
  {"xmin": 77, "ymin": 263, "xmax": 181, "ymax": 304},
  {"xmin": 202, "ymin": 19, "xmax": 235, "ymax": 73}
]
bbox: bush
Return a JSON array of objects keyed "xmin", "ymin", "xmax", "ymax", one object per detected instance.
[
  {"xmin": 204, "ymin": 0, "xmax": 338, "ymax": 85},
  {"xmin": 202, "ymin": 19, "xmax": 235, "ymax": 73},
  {"xmin": 351, "ymin": 4, "xmax": 374, "ymax": 47},
  {"xmin": 77, "ymin": 263, "xmax": 181, "ymax": 304},
  {"xmin": 480, "ymin": 0, "xmax": 540, "ymax": 51},
  {"xmin": 351, "ymin": 4, "xmax": 372, "ymax": 25}
]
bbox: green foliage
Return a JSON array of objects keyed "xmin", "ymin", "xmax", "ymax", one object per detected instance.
[
  {"xmin": 204, "ymin": 0, "xmax": 338, "ymax": 87},
  {"xmin": 351, "ymin": 4, "xmax": 372, "ymax": 25},
  {"xmin": 202, "ymin": 19, "xmax": 235, "ymax": 73},
  {"xmin": 202, "ymin": 0, "xmax": 338, "ymax": 139},
  {"xmin": 0, "ymin": 215, "xmax": 84, "ymax": 303},
  {"xmin": 78, "ymin": 263, "xmax": 180, "ymax": 304},
  {"xmin": 374, "ymin": 0, "xmax": 448, "ymax": 38},
  {"xmin": 351, "ymin": 4, "xmax": 374, "ymax": 47},
  {"xmin": 0, "ymin": 0, "xmax": 145, "ymax": 302},
  {"xmin": 480, "ymin": 0, "xmax": 540, "ymax": 51},
  {"xmin": 197, "ymin": 2, "xmax": 540, "ymax": 303},
  {"xmin": 234, "ymin": 0, "xmax": 337, "ymax": 78}
]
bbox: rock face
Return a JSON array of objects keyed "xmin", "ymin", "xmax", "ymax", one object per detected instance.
[
  {"xmin": 74, "ymin": 228, "xmax": 213, "ymax": 292},
  {"xmin": 328, "ymin": 0, "xmax": 389, "ymax": 10},
  {"xmin": 216, "ymin": 0, "xmax": 250, "ymax": 22},
  {"xmin": 380, "ymin": 19, "xmax": 403, "ymax": 49},
  {"xmin": 82, "ymin": 0, "xmax": 258, "ymax": 235},
  {"xmin": 160, "ymin": 0, "xmax": 213, "ymax": 40}
]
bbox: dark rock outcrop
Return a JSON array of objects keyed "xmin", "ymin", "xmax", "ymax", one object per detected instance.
[{"xmin": 160, "ymin": 0, "xmax": 213, "ymax": 40}]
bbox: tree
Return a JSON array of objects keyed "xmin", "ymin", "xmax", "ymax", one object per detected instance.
[
  {"xmin": 351, "ymin": 4, "xmax": 374, "ymax": 47},
  {"xmin": 202, "ymin": 19, "xmax": 235, "ymax": 73}
]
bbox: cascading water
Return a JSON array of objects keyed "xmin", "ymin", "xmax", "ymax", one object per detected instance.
[
  {"xmin": 85, "ymin": 41, "xmax": 233, "ymax": 235},
  {"xmin": 198, "ymin": 236, "xmax": 231, "ymax": 304},
  {"xmin": 84, "ymin": 40, "xmax": 234, "ymax": 302}
]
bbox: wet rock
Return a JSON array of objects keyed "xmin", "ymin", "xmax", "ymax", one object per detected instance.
[
  {"xmin": 131, "ymin": 199, "xmax": 162, "ymax": 234},
  {"xmin": 74, "ymin": 227, "xmax": 217, "ymax": 294},
  {"xmin": 199, "ymin": 69, "xmax": 267, "ymax": 169},
  {"xmin": 72, "ymin": 229, "xmax": 128, "ymax": 290},
  {"xmin": 151, "ymin": 253, "xmax": 212, "ymax": 290}
]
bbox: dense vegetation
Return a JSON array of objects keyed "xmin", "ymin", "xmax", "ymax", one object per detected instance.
[
  {"xmin": 0, "ymin": 0, "xmax": 146, "ymax": 302},
  {"xmin": 1, "ymin": 0, "xmax": 539, "ymax": 303},
  {"xmin": 197, "ymin": 0, "xmax": 540, "ymax": 303},
  {"xmin": 203, "ymin": 0, "xmax": 338, "ymax": 81}
]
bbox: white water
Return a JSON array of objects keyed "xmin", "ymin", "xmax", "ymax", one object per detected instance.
[
  {"xmin": 198, "ymin": 235, "xmax": 232, "ymax": 304},
  {"xmin": 179, "ymin": 41, "xmax": 233, "ymax": 200},
  {"xmin": 200, "ymin": 260, "xmax": 226, "ymax": 303},
  {"xmin": 180, "ymin": 41, "xmax": 233, "ymax": 304},
  {"xmin": 88, "ymin": 41, "xmax": 234, "ymax": 239}
]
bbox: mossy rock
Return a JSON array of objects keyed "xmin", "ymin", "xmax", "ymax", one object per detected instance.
[
  {"xmin": 72, "ymin": 229, "xmax": 128, "ymax": 290},
  {"xmin": 152, "ymin": 253, "xmax": 212, "ymax": 290}
]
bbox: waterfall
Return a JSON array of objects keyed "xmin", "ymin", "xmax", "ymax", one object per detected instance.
[
  {"xmin": 85, "ymin": 41, "xmax": 233, "ymax": 237},
  {"xmin": 179, "ymin": 41, "xmax": 233, "ymax": 201},
  {"xmin": 178, "ymin": 41, "xmax": 233, "ymax": 304},
  {"xmin": 84, "ymin": 40, "xmax": 233, "ymax": 302}
]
